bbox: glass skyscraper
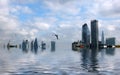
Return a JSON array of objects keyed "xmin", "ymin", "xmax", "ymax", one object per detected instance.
[
  {"xmin": 82, "ymin": 23, "xmax": 90, "ymax": 47},
  {"xmin": 91, "ymin": 20, "xmax": 99, "ymax": 49}
]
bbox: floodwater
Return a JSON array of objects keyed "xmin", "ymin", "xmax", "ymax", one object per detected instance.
[{"xmin": 0, "ymin": 42, "xmax": 120, "ymax": 75}]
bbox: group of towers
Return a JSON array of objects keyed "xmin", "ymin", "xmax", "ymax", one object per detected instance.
[
  {"xmin": 21, "ymin": 38, "xmax": 38, "ymax": 51},
  {"xmin": 21, "ymin": 39, "xmax": 56, "ymax": 51},
  {"xmin": 82, "ymin": 20, "xmax": 99, "ymax": 49},
  {"xmin": 82, "ymin": 19, "xmax": 115, "ymax": 49}
]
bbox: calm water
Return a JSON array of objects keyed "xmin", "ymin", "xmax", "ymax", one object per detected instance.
[{"xmin": 0, "ymin": 42, "xmax": 120, "ymax": 75}]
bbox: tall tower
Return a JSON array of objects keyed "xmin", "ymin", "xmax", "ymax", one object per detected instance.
[
  {"xmin": 101, "ymin": 31, "xmax": 104, "ymax": 44},
  {"xmin": 91, "ymin": 20, "xmax": 99, "ymax": 49},
  {"xmin": 82, "ymin": 23, "xmax": 90, "ymax": 47}
]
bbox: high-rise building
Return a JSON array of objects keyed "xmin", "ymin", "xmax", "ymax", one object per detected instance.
[
  {"xmin": 101, "ymin": 31, "xmax": 104, "ymax": 44},
  {"xmin": 82, "ymin": 23, "xmax": 90, "ymax": 47},
  {"xmin": 91, "ymin": 20, "xmax": 99, "ymax": 48}
]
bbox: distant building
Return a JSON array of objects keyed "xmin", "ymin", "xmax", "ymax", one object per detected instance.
[
  {"xmin": 31, "ymin": 40, "xmax": 34, "ymax": 50},
  {"xmin": 106, "ymin": 37, "xmax": 115, "ymax": 45},
  {"xmin": 34, "ymin": 38, "xmax": 38, "ymax": 50},
  {"xmin": 101, "ymin": 31, "xmax": 104, "ymax": 44},
  {"xmin": 22, "ymin": 40, "xmax": 28, "ymax": 53},
  {"xmin": 82, "ymin": 23, "xmax": 90, "ymax": 47},
  {"xmin": 25, "ymin": 40, "xmax": 29, "ymax": 49},
  {"xmin": 51, "ymin": 41, "xmax": 55, "ymax": 51},
  {"xmin": 72, "ymin": 40, "xmax": 84, "ymax": 51},
  {"xmin": 91, "ymin": 20, "xmax": 99, "ymax": 49},
  {"xmin": 106, "ymin": 37, "xmax": 116, "ymax": 55},
  {"xmin": 41, "ymin": 41, "xmax": 46, "ymax": 50}
]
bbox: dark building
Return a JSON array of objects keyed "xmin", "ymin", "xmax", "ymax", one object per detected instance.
[
  {"xmin": 51, "ymin": 41, "xmax": 55, "ymax": 51},
  {"xmin": 34, "ymin": 38, "xmax": 38, "ymax": 50},
  {"xmin": 41, "ymin": 41, "xmax": 46, "ymax": 50},
  {"xmin": 82, "ymin": 23, "xmax": 90, "ymax": 47},
  {"xmin": 106, "ymin": 37, "xmax": 115, "ymax": 45},
  {"xmin": 22, "ymin": 40, "xmax": 28, "ymax": 53},
  {"xmin": 106, "ymin": 37, "xmax": 115, "ymax": 55},
  {"xmin": 31, "ymin": 40, "xmax": 34, "ymax": 51},
  {"xmin": 91, "ymin": 20, "xmax": 99, "ymax": 49}
]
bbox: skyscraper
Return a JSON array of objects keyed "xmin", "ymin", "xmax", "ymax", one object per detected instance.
[
  {"xmin": 91, "ymin": 20, "xmax": 99, "ymax": 48},
  {"xmin": 82, "ymin": 23, "xmax": 90, "ymax": 47},
  {"xmin": 101, "ymin": 31, "xmax": 104, "ymax": 44}
]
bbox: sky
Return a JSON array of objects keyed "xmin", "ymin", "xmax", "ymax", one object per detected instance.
[{"xmin": 0, "ymin": 0, "xmax": 120, "ymax": 44}]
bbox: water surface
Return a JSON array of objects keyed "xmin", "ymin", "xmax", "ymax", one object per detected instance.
[{"xmin": 0, "ymin": 42, "xmax": 120, "ymax": 75}]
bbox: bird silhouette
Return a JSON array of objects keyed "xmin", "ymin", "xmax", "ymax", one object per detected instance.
[{"xmin": 54, "ymin": 34, "xmax": 58, "ymax": 40}]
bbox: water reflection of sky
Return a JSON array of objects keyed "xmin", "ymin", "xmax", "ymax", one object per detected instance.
[{"xmin": 0, "ymin": 42, "xmax": 120, "ymax": 75}]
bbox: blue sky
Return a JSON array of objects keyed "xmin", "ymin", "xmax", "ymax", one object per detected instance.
[{"xmin": 0, "ymin": 0, "xmax": 120, "ymax": 44}]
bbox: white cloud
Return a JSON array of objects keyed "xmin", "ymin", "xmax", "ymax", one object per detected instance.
[
  {"xmin": 10, "ymin": 5, "xmax": 33, "ymax": 15},
  {"xmin": 29, "ymin": 29, "xmax": 38, "ymax": 39},
  {"xmin": 44, "ymin": 0, "xmax": 81, "ymax": 15},
  {"xmin": 59, "ymin": 23, "xmax": 73, "ymax": 29},
  {"xmin": 23, "ymin": 6, "xmax": 33, "ymax": 14},
  {"xmin": 0, "ymin": 15, "xmax": 19, "ymax": 32},
  {"xmin": 11, "ymin": 0, "xmax": 38, "ymax": 4},
  {"xmin": 0, "ymin": 0, "xmax": 9, "ymax": 16},
  {"xmin": 18, "ymin": 29, "xmax": 28, "ymax": 36},
  {"xmin": 92, "ymin": 0, "xmax": 120, "ymax": 18},
  {"xmin": 107, "ymin": 25, "xmax": 116, "ymax": 31},
  {"xmin": 34, "ymin": 21, "xmax": 50, "ymax": 30}
]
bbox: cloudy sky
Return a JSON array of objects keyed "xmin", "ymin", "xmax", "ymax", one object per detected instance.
[{"xmin": 0, "ymin": 0, "xmax": 120, "ymax": 44}]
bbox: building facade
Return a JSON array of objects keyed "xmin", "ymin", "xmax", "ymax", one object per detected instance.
[
  {"xmin": 106, "ymin": 37, "xmax": 116, "ymax": 55},
  {"xmin": 82, "ymin": 23, "xmax": 90, "ymax": 47},
  {"xmin": 91, "ymin": 20, "xmax": 99, "ymax": 48},
  {"xmin": 106, "ymin": 37, "xmax": 115, "ymax": 45}
]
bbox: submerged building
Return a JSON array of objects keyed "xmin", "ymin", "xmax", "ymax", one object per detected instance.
[
  {"xmin": 51, "ymin": 41, "xmax": 56, "ymax": 51},
  {"xmin": 82, "ymin": 23, "xmax": 90, "ymax": 47},
  {"xmin": 91, "ymin": 20, "xmax": 99, "ymax": 49}
]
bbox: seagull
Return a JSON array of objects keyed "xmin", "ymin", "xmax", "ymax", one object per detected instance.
[{"xmin": 54, "ymin": 34, "xmax": 59, "ymax": 40}]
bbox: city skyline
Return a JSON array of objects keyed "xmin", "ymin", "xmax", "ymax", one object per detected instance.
[{"xmin": 0, "ymin": 0, "xmax": 120, "ymax": 44}]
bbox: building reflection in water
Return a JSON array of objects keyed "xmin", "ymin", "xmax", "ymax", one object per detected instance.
[
  {"xmin": 21, "ymin": 38, "xmax": 39, "ymax": 54},
  {"xmin": 31, "ymin": 40, "xmax": 34, "ymax": 51},
  {"xmin": 51, "ymin": 41, "xmax": 56, "ymax": 52},
  {"xmin": 81, "ymin": 48, "xmax": 99, "ymax": 72},
  {"xmin": 100, "ymin": 49, "xmax": 105, "ymax": 60},
  {"xmin": 90, "ymin": 48, "xmax": 99, "ymax": 72},
  {"xmin": 81, "ymin": 48, "xmax": 90, "ymax": 71},
  {"xmin": 22, "ymin": 40, "xmax": 29, "ymax": 53},
  {"xmin": 34, "ymin": 38, "xmax": 38, "ymax": 51},
  {"xmin": 106, "ymin": 48, "xmax": 115, "ymax": 56},
  {"xmin": 80, "ymin": 47, "xmax": 116, "ymax": 73},
  {"xmin": 41, "ymin": 41, "xmax": 46, "ymax": 51}
]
